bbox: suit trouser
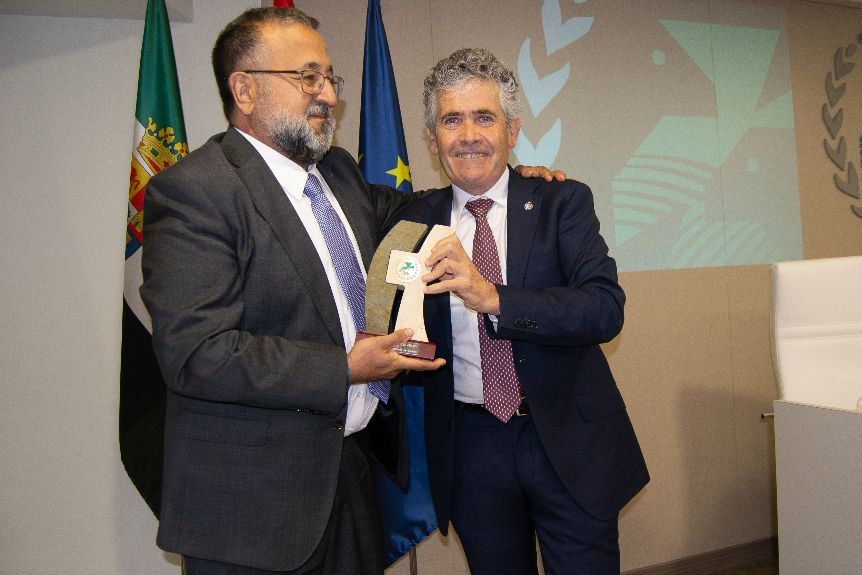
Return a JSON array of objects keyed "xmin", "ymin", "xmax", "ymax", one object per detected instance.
[
  {"xmin": 450, "ymin": 402, "xmax": 620, "ymax": 575},
  {"xmin": 182, "ymin": 432, "xmax": 385, "ymax": 575}
]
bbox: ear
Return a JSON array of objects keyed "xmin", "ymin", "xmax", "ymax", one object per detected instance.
[
  {"xmin": 507, "ymin": 118, "xmax": 521, "ymax": 150},
  {"xmin": 426, "ymin": 127, "xmax": 439, "ymax": 155},
  {"xmin": 229, "ymin": 71, "xmax": 257, "ymax": 116}
]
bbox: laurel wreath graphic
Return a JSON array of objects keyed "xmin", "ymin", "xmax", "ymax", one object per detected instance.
[
  {"xmin": 513, "ymin": 0, "xmax": 593, "ymax": 167},
  {"xmin": 821, "ymin": 33, "xmax": 862, "ymax": 219}
]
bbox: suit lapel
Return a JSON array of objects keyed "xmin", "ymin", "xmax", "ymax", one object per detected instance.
[
  {"xmin": 316, "ymin": 155, "xmax": 376, "ymax": 270},
  {"xmin": 505, "ymin": 170, "xmax": 542, "ymax": 288},
  {"xmin": 221, "ymin": 129, "xmax": 344, "ymax": 345}
]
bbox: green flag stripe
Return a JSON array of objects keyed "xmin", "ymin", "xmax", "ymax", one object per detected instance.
[{"xmin": 134, "ymin": 0, "xmax": 185, "ymax": 142}]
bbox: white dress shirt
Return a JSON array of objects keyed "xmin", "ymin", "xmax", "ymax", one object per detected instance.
[
  {"xmin": 237, "ymin": 128, "xmax": 378, "ymax": 435},
  {"xmin": 449, "ymin": 170, "xmax": 510, "ymax": 404}
]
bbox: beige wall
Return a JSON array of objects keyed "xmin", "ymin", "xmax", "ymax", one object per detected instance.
[{"xmin": 0, "ymin": 1, "xmax": 859, "ymax": 573}]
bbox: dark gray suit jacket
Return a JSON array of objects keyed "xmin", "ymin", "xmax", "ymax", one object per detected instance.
[
  {"xmin": 141, "ymin": 128, "xmax": 408, "ymax": 570},
  {"xmin": 394, "ymin": 169, "xmax": 649, "ymax": 533}
]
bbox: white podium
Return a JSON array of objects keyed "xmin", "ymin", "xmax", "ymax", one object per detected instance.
[{"xmin": 773, "ymin": 400, "xmax": 862, "ymax": 575}]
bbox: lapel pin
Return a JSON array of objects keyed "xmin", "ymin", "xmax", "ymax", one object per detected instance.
[{"xmin": 524, "ymin": 201, "xmax": 534, "ymax": 211}]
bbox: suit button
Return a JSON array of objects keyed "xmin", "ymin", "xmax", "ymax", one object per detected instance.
[{"xmin": 330, "ymin": 420, "xmax": 344, "ymax": 430}]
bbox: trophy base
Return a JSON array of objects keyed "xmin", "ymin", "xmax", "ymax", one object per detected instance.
[{"xmin": 356, "ymin": 332, "xmax": 437, "ymax": 360}]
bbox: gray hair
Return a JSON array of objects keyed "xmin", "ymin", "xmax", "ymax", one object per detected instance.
[{"xmin": 423, "ymin": 48, "xmax": 522, "ymax": 132}]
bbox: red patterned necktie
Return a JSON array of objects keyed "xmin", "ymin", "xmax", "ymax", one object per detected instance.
[
  {"xmin": 464, "ymin": 198, "xmax": 522, "ymax": 422},
  {"xmin": 304, "ymin": 173, "xmax": 390, "ymax": 403}
]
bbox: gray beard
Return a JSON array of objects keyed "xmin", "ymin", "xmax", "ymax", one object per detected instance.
[{"xmin": 269, "ymin": 104, "xmax": 335, "ymax": 166}]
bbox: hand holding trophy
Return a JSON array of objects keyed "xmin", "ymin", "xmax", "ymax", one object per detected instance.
[{"xmin": 357, "ymin": 221, "xmax": 453, "ymax": 359}]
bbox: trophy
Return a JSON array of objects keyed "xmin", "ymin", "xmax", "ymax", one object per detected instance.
[{"xmin": 356, "ymin": 221, "xmax": 454, "ymax": 360}]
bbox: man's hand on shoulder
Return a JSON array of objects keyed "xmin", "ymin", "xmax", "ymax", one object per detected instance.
[{"xmin": 514, "ymin": 164, "xmax": 567, "ymax": 181}]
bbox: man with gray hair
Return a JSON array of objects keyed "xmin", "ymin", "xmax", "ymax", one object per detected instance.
[{"xmin": 395, "ymin": 48, "xmax": 650, "ymax": 574}]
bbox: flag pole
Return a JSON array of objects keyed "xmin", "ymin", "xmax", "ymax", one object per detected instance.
[{"xmin": 410, "ymin": 548, "xmax": 418, "ymax": 575}]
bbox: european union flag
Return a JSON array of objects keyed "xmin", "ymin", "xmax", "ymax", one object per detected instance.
[
  {"xmin": 358, "ymin": 0, "xmax": 412, "ymax": 194},
  {"xmin": 358, "ymin": 0, "xmax": 436, "ymax": 568}
]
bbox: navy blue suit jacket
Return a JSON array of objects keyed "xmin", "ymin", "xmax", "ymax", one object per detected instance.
[{"xmin": 395, "ymin": 168, "xmax": 649, "ymax": 533}]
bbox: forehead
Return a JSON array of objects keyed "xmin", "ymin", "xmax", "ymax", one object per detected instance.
[
  {"xmin": 258, "ymin": 22, "xmax": 332, "ymax": 70},
  {"xmin": 436, "ymin": 80, "xmax": 502, "ymax": 116}
]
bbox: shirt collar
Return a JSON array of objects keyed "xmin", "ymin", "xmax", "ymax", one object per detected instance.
[
  {"xmin": 452, "ymin": 169, "xmax": 510, "ymax": 221},
  {"xmin": 234, "ymin": 127, "xmax": 315, "ymax": 201}
]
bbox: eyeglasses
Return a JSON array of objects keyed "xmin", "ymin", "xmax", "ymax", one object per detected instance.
[{"xmin": 242, "ymin": 69, "xmax": 344, "ymax": 98}]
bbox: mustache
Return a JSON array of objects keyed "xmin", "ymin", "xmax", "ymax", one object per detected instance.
[{"xmin": 306, "ymin": 103, "xmax": 332, "ymax": 120}]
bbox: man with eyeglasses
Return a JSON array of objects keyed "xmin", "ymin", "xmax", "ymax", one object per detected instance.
[{"xmin": 139, "ymin": 7, "xmax": 441, "ymax": 575}]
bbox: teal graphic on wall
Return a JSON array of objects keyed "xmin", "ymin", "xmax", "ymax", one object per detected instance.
[{"xmin": 512, "ymin": 1, "xmax": 803, "ymax": 273}]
